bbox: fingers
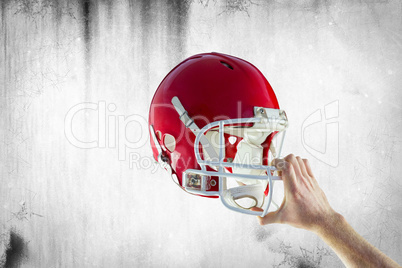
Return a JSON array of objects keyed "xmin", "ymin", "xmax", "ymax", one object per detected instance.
[
  {"xmin": 272, "ymin": 158, "xmax": 286, "ymax": 170},
  {"xmin": 295, "ymin": 156, "xmax": 317, "ymax": 189},
  {"xmin": 250, "ymin": 207, "xmax": 279, "ymax": 225},
  {"xmin": 270, "ymin": 159, "xmax": 282, "ymax": 177},
  {"xmin": 296, "ymin": 156, "xmax": 308, "ymax": 177},
  {"xmin": 303, "ymin": 159, "xmax": 314, "ymax": 177},
  {"xmin": 273, "ymin": 155, "xmax": 318, "ymax": 192},
  {"xmin": 272, "ymin": 157, "xmax": 297, "ymax": 188},
  {"xmin": 302, "ymin": 158, "xmax": 318, "ymax": 187},
  {"xmin": 284, "ymin": 154, "xmax": 302, "ymax": 179}
]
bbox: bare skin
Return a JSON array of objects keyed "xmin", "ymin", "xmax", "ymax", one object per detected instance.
[{"xmin": 251, "ymin": 154, "xmax": 400, "ymax": 268}]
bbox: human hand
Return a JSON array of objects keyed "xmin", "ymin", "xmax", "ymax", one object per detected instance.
[
  {"xmin": 251, "ymin": 154, "xmax": 338, "ymax": 233},
  {"xmin": 252, "ymin": 154, "xmax": 401, "ymax": 267}
]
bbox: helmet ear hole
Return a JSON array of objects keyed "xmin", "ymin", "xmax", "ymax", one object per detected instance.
[
  {"xmin": 228, "ymin": 136, "xmax": 237, "ymax": 145},
  {"xmin": 163, "ymin": 134, "xmax": 176, "ymax": 153}
]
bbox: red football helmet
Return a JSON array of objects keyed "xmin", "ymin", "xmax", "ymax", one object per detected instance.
[{"xmin": 149, "ymin": 52, "xmax": 288, "ymax": 216}]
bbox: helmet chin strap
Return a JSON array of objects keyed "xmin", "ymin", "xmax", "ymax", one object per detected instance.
[
  {"xmin": 151, "ymin": 96, "xmax": 220, "ymax": 173},
  {"xmin": 223, "ymin": 183, "xmax": 266, "ymax": 209},
  {"xmin": 171, "ymin": 96, "xmax": 219, "ymax": 166}
]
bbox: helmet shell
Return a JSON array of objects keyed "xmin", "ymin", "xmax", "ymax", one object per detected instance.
[{"xmin": 149, "ymin": 52, "xmax": 279, "ymax": 188}]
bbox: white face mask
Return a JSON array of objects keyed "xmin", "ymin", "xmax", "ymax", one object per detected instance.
[{"xmin": 151, "ymin": 96, "xmax": 288, "ymax": 217}]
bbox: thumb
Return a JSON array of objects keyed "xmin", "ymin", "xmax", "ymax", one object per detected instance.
[{"xmin": 250, "ymin": 207, "xmax": 279, "ymax": 225}]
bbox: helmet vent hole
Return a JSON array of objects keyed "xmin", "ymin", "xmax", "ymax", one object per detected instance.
[
  {"xmin": 163, "ymin": 134, "xmax": 176, "ymax": 153},
  {"xmin": 220, "ymin": 61, "xmax": 233, "ymax": 70}
]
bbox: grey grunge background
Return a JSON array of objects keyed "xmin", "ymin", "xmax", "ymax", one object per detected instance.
[{"xmin": 1, "ymin": 0, "xmax": 401, "ymax": 267}]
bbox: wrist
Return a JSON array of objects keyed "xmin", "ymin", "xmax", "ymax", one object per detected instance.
[{"xmin": 313, "ymin": 210, "xmax": 345, "ymax": 237}]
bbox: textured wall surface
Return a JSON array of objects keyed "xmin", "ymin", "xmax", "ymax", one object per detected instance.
[{"xmin": 1, "ymin": 0, "xmax": 401, "ymax": 267}]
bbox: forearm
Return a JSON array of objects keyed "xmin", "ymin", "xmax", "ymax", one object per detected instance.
[{"xmin": 315, "ymin": 212, "xmax": 400, "ymax": 268}]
